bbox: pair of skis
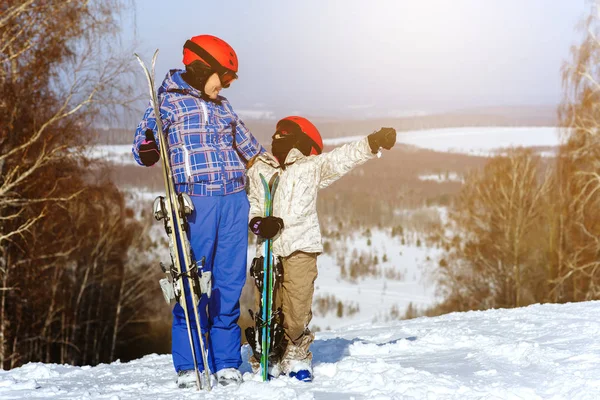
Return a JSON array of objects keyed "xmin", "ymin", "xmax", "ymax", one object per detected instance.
[
  {"xmin": 135, "ymin": 51, "xmax": 212, "ymax": 392},
  {"xmin": 246, "ymin": 173, "xmax": 284, "ymax": 381}
]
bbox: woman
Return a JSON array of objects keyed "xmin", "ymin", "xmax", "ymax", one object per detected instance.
[{"xmin": 132, "ymin": 34, "xmax": 265, "ymax": 388}]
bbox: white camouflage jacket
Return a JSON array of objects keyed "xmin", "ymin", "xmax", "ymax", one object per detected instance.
[{"xmin": 247, "ymin": 137, "xmax": 375, "ymax": 258}]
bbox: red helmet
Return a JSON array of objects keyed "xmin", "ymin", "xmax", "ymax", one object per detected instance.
[
  {"xmin": 276, "ymin": 116, "xmax": 323, "ymax": 155},
  {"xmin": 182, "ymin": 35, "xmax": 238, "ymax": 86}
]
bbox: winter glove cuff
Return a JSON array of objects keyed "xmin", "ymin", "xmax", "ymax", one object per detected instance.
[{"xmin": 249, "ymin": 217, "xmax": 262, "ymax": 236}]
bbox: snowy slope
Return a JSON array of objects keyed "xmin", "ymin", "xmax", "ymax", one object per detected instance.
[{"xmin": 2, "ymin": 301, "xmax": 600, "ymax": 399}]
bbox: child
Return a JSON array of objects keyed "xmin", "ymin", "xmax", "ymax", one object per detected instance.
[{"xmin": 245, "ymin": 116, "xmax": 396, "ymax": 382}]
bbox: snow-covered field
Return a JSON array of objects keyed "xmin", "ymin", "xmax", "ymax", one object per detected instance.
[
  {"xmin": 418, "ymin": 173, "xmax": 463, "ymax": 183},
  {"xmin": 312, "ymin": 229, "xmax": 441, "ymax": 331},
  {"xmin": 323, "ymin": 126, "xmax": 562, "ymax": 156},
  {"xmin": 2, "ymin": 301, "xmax": 600, "ymax": 399},
  {"xmin": 86, "ymin": 144, "xmax": 137, "ymax": 165},
  {"xmin": 122, "ymin": 186, "xmax": 442, "ymax": 331},
  {"xmin": 89, "ymin": 126, "xmax": 563, "ymax": 165}
]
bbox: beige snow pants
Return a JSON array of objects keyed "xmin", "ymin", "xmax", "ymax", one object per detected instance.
[{"xmin": 250, "ymin": 251, "xmax": 318, "ymax": 374}]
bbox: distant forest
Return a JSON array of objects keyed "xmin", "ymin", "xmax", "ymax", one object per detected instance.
[{"xmin": 95, "ymin": 105, "xmax": 557, "ymax": 145}]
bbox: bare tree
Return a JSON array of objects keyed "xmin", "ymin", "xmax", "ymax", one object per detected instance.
[
  {"xmin": 428, "ymin": 1, "xmax": 600, "ymax": 317},
  {"xmin": 0, "ymin": 0, "xmax": 160, "ymax": 369},
  {"xmin": 438, "ymin": 149, "xmax": 550, "ymax": 310},
  {"xmin": 553, "ymin": 0, "xmax": 600, "ymax": 302}
]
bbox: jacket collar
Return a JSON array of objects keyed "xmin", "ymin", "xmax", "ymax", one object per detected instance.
[
  {"xmin": 260, "ymin": 148, "xmax": 307, "ymax": 169},
  {"xmin": 259, "ymin": 152, "xmax": 280, "ymax": 168},
  {"xmin": 284, "ymin": 148, "xmax": 306, "ymax": 165},
  {"xmin": 160, "ymin": 69, "xmax": 225, "ymax": 103}
]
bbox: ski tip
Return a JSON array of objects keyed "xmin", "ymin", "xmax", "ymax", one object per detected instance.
[
  {"xmin": 151, "ymin": 49, "xmax": 160, "ymax": 69},
  {"xmin": 133, "ymin": 52, "xmax": 143, "ymax": 65}
]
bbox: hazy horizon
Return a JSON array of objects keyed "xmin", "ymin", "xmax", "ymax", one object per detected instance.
[{"xmin": 121, "ymin": 1, "xmax": 587, "ymax": 120}]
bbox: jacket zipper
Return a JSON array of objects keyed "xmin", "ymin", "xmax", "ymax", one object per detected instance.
[
  {"xmin": 200, "ymin": 102, "xmax": 208, "ymax": 126},
  {"xmin": 172, "ymin": 144, "xmax": 192, "ymax": 182},
  {"xmin": 182, "ymin": 146, "xmax": 192, "ymax": 182},
  {"xmin": 184, "ymin": 102, "xmax": 208, "ymax": 183}
]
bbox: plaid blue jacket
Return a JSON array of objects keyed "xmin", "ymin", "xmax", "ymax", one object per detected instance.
[{"xmin": 132, "ymin": 70, "xmax": 266, "ymax": 196}]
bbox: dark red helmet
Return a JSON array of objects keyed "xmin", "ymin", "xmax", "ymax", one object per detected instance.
[
  {"xmin": 182, "ymin": 35, "xmax": 238, "ymax": 87},
  {"xmin": 276, "ymin": 116, "xmax": 323, "ymax": 155}
]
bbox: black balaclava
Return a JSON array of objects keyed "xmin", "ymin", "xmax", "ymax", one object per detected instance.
[
  {"xmin": 271, "ymin": 120, "xmax": 313, "ymax": 165},
  {"xmin": 181, "ymin": 61, "xmax": 218, "ymax": 102},
  {"xmin": 272, "ymin": 134, "xmax": 298, "ymax": 165}
]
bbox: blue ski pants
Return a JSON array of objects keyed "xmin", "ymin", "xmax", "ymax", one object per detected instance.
[{"xmin": 171, "ymin": 190, "xmax": 249, "ymax": 373}]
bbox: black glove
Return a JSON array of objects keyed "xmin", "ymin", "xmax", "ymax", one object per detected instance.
[
  {"xmin": 139, "ymin": 129, "xmax": 160, "ymax": 166},
  {"xmin": 249, "ymin": 216, "xmax": 284, "ymax": 239},
  {"xmin": 368, "ymin": 127, "xmax": 397, "ymax": 154}
]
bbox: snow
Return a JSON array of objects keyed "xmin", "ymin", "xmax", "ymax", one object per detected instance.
[
  {"xmin": 323, "ymin": 126, "xmax": 562, "ymax": 156},
  {"xmin": 2, "ymin": 301, "xmax": 600, "ymax": 399},
  {"xmin": 418, "ymin": 173, "xmax": 463, "ymax": 183},
  {"xmin": 312, "ymin": 229, "xmax": 441, "ymax": 331},
  {"xmin": 128, "ymin": 185, "xmax": 442, "ymax": 331},
  {"xmin": 123, "ymin": 188, "xmax": 164, "ymax": 205},
  {"xmin": 85, "ymin": 145, "xmax": 138, "ymax": 165}
]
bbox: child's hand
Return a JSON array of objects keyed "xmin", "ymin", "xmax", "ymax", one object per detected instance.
[
  {"xmin": 249, "ymin": 216, "xmax": 284, "ymax": 239},
  {"xmin": 368, "ymin": 127, "xmax": 397, "ymax": 154}
]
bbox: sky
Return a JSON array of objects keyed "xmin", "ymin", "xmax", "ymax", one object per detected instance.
[{"xmin": 121, "ymin": 0, "xmax": 588, "ymax": 119}]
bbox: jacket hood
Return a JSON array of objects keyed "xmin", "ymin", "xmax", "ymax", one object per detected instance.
[
  {"xmin": 157, "ymin": 69, "xmax": 193, "ymax": 97},
  {"xmin": 157, "ymin": 69, "xmax": 225, "ymax": 102}
]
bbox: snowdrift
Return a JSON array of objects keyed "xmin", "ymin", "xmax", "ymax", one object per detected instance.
[{"xmin": 1, "ymin": 301, "xmax": 599, "ymax": 399}]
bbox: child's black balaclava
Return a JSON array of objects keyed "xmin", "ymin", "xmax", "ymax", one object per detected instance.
[
  {"xmin": 272, "ymin": 134, "xmax": 297, "ymax": 165},
  {"xmin": 271, "ymin": 120, "xmax": 313, "ymax": 165}
]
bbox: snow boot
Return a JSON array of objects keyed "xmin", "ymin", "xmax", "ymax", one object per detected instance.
[
  {"xmin": 216, "ymin": 367, "xmax": 243, "ymax": 386},
  {"xmin": 177, "ymin": 370, "xmax": 215, "ymax": 389},
  {"xmin": 268, "ymin": 363, "xmax": 283, "ymax": 380},
  {"xmin": 287, "ymin": 361, "xmax": 312, "ymax": 382},
  {"xmin": 289, "ymin": 369, "xmax": 312, "ymax": 382}
]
